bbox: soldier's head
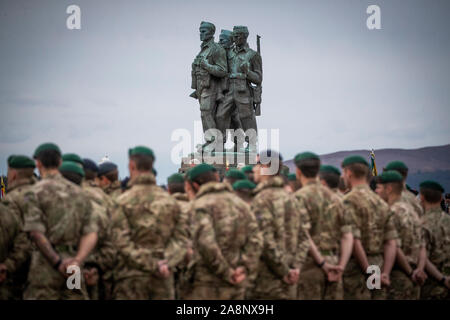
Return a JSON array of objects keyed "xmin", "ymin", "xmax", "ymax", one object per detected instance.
[
  {"xmin": 232, "ymin": 179, "xmax": 256, "ymax": 203},
  {"xmin": 62, "ymin": 153, "xmax": 84, "ymax": 168},
  {"xmin": 294, "ymin": 152, "xmax": 321, "ymax": 183},
  {"xmin": 375, "ymin": 170, "xmax": 403, "ymax": 203},
  {"xmin": 97, "ymin": 161, "xmax": 119, "ymax": 187},
  {"xmin": 186, "ymin": 163, "xmax": 219, "ymax": 194},
  {"xmin": 82, "ymin": 158, "xmax": 99, "ymax": 181},
  {"xmin": 241, "ymin": 165, "xmax": 255, "ymax": 183},
  {"xmin": 223, "ymin": 168, "xmax": 246, "ymax": 186},
  {"xmin": 383, "ymin": 161, "xmax": 408, "ymax": 184},
  {"xmin": 232, "ymin": 26, "xmax": 249, "ymax": 46},
  {"xmin": 341, "ymin": 155, "xmax": 370, "ymax": 189},
  {"xmin": 419, "ymin": 180, "xmax": 444, "ymax": 207},
  {"xmin": 59, "ymin": 161, "xmax": 85, "ymax": 185},
  {"xmin": 219, "ymin": 29, "xmax": 233, "ymax": 49},
  {"xmin": 253, "ymin": 150, "xmax": 283, "ymax": 183},
  {"xmin": 7, "ymin": 155, "xmax": 35, "ymax": 185},
  {"xmin": 127, "ymin": 146, "xmax": 155, "ymax": 180},
  {"xmin": 167, "ymin": 173, "xmax": 185, "ymax": 195},
  {"xmin": 33, "ymin": 143, "xmax": 62, "ymax": 174},
  {"xmin": 287, "ymin": 173, "xmax": 302, "ymax": 192},
  {"xmin": 318, "ymin": 165, "xmax": 340, "ymax": 190},
  {"xmin": 199, "ymin": 21, "xmax": 215, "ymax": 42}
]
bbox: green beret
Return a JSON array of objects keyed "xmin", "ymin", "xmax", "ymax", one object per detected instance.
[
  {"xmin": 320, "ymin": 165, "xmax": 341, "ymax": 176},
  {"xmin": 59, "ymin": 161, "xmax": 85, "ymax": 177},
  {"xmin": 294, "ymin": 152, "xmax": 319, "ymax": 165},
  {"xmin": 419, "ymin": 180, "xmax": 444, "ymax": 193},
  {"xmin": 33, "ymin": 143, "xmax": 61, "ymax": 159},
  {"xmin": 385, "ymin": 161, "xmax": 408, "ymax": 171},
  {"xmin": 232, "ymin": 179, "xmax": 256, "ymax": 191},
  {"xmin": 128, "ymin": 146, "xmax": 155, "ymax": 159},
  {"xmin": 188, "ymin": 163, "xmax": 216, "ymax": 181},
  {"xmin": 342, "ymin": 155, "xmax": 369, "ymax": 168},
  {"xmin": 8, "ymin": 155, "xmax": 35, "ymax": 169},
  {"xmin": 167, "ymin": 173, "xmax": 184, "ymax": 184},
  {"xmin": 233, "ymin": 25, "xmax": 249, "ymax": 34},
  {"xmin": 62, "ymin": 153, "xmax": 83, "ymax": 166},
  {"xmin": 241, "ymin": 165, "xmax": 254, "ymax": 173},
  {"xmin": 225, "ymin": 168, "xmax": 246, "ymax": 180},
  {"xmin": 288, "ymin": 173, "xmax": 297, "ymax": 181},
  {"xmin": 378, "ymin": 170, "xmax": 403, "ymax": 184},
  {"xmin": 200, "ymin": 21, "xmax": 215, "ymax": 31}
]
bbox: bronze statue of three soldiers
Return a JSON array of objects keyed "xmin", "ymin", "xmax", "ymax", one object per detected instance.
[{"xmin": 190, "ymin": 21, "xmax": 262, "ymax": 152}]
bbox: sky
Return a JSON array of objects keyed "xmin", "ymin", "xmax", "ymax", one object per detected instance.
[{"xmin": 1, "ymin": 0, "xmax": 449, "ymax": 184}]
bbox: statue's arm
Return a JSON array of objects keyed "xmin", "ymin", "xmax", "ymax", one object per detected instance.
[
  {"xmin": 201, "ymin": 46, "xmax": 227, "ymax": 78},
  {"xmin": 247, "ymin": 53, "xmax": 262, "ymax": 85}
]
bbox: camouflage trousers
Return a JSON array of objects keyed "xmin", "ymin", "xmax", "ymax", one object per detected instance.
[
  {"xmin": 420, "ymin": 277, "xmax": 450, "ymax": 300},
  {"xmin": 248, "ymin": 265, "xmax": 297, "ymax": 300},
  {"xmin": 387, "ymin": 269, "xmax": 420, "ymax": 300},
  {"xmin": 183, "ymin": 283, "xmax": 245, "ymax": 300},
  {"xmin": 297, "ymin": 254, "xmax": 343, "ymax": 300},
  {"xmin": 343, "ymin": 255, "xmax": 387, "ymax": 300},
  {"xmin": 113, "ymin": 275, "xmax": 174, "ymax": 300},
  {"xmin": 23, "ymin": 251, "xmax": 88, "ymax": 300}
]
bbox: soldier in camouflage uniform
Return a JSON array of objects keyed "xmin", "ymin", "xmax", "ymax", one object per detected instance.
[
  {"xmin": 293, "ymin": 153, "xmax": 354, "ymax": 300},
  {"xmin": 79, "ymin": 159, "xmax": 117, "ymax": 300},
  {"xmin": 249, "ymin": 151, "xmax": 310, "ymax": 300},
  {"xmin": 419, "ymin": 181, "xmax": 450, "ymax": 299},
  {"xmin": 97, "ymin": 162, "xmax": 122, "ymax": 200},
  {"xmin": 23, "ymin": 143, "xmax": 98, "ymax": 300},
  {"xmin": 111, "ymin": 146, "xmax": 189, "ymax": 300},
  {"xmin": 2, "ymin": 155, "xmax": 35, "ymax": 298},
  {"xmin": 319, "ymin": 165, "xmax": 343, "ymax": 199},
  {"xmin": 232, "ymin": 179, "xmax": 256, "ymax": 204},
  {"xmin": 384, "ymin": 161, "xmax": 424, "ymax": 218},
  {"xmin": 376, "ymin": 171, "xmax": 427, "ymax": 300},
  {"xmin": 340, "ymin": 155, "xmax": 398, "ymax": 300},
  {"xmin": 0, "ymin": 201, "xmax": 30, "ymax": 300},
  {"xmin": 183, "ymin": 163, "xmax": 262, "ymax": 300},
  {"xmin": 167, "ymin": 173, "xmax": 194, "ymax": 299}
]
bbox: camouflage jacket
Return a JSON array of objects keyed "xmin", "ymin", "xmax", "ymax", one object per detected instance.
[
  {"xmin": 4, "ymin": 177, "xmax": 36, "ymax": 223},
  {"xmin": 342, "ymin": 184, "xmax": 398, "ymax": 255},
  {"xmin": 422, "ymin": 207, "xmax": 450, "ymax": 271},
  {"xmin": 190, "ymin": 181, "xmax": 262, "ymax": 286},
  {"xmin": 251, "ymin": 176, "xmax": 310, "ymax": 280},
  {"xmin": 110, "ymin": 173, "xmax": 189, "ymax": 280},
  {"xmin": 390, "ymin": 198, "xmax": 424, "ymax": 265},
  {"xmin": 0, "ymin": 202, "xmax": 29, "ymax": 274},
  {"xmin": 81, "ymin": 180, "xmax": 117, "ymax": 274},
  {"xmin": 171, "ymin": 192, "xmax": 193, "ymax": 238},
  {"xmin": 103, "ymin": 180, "xmax": 122, "ymax": 200},
  {"xmin": 402, "ymin": 187, "xmax": 423, "ymax": 218},
  {"xmin": 294, "ymin": 180, "xmax": 353, "ymax": 253},
  {"xmin": 23, "ymin": 173, "xmax": 98, "ymax": 249}
]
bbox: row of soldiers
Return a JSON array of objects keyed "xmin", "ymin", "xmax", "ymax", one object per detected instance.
[{"xmin": 1, "ymin": 143, "xmax": 449, "ymax": 300}]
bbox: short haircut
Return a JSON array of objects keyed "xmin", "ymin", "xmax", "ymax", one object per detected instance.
[
  {"xmin": 346, "ymin": 163, "xmax": 369, "ymax": 179},
  {"xmin": 394, "ymin": 168, "xmax": 408, "ymax": 180},
  {"xmin": 387, "ymin": 181, "xmax": 403, "ymax": 195},
  {"xmin": 35, "ymin": 150, "xmax": 61, "ymax": 169},
  {"xmin": 420, "ymin": 188, "xmax": 442, "ymax": 204},
  {"xmin": 60, "ymin": 171, "xmax": 82, "ymax": 185},
  {"xmin": 130, "ymin": 154, "xmax": 153, "ymax": 172},
  {"xmin": 104, "ymin": 169, "xmax": 118, "ymax": 183},
  {"xmin": 319, "ymin": 171, "xmax": 340, "ymax": 189},
  {"xmin": 168, "ymin": 182, "xmax": 185, "ymax": 194},
  {"xmin": 296, "ymin": 158, "xmax": 320, "ymax": 178},
  {"xmin": 338, "ymin": 177, "xmax": 347, "ymax": 192},
  {"xmin": 84, "ymin": 169, "xmax": 97, "ymax": 181},
  {"xmin": 190, "ymin": 170, "xmax": 217, "ymax": 186},
  {"xmin": 14, "ymin": 167, "xmax": 35, "ymax": 180}
]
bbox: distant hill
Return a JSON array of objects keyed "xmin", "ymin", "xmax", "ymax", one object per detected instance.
[{"xmin": 284, "ymin": 144, "xmax": 450, "ymax": 192}]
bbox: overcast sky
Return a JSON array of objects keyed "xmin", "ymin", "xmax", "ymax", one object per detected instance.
[{"xmin": 1, "ymin": 0, "xmax": 449, "ymax": 183}]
